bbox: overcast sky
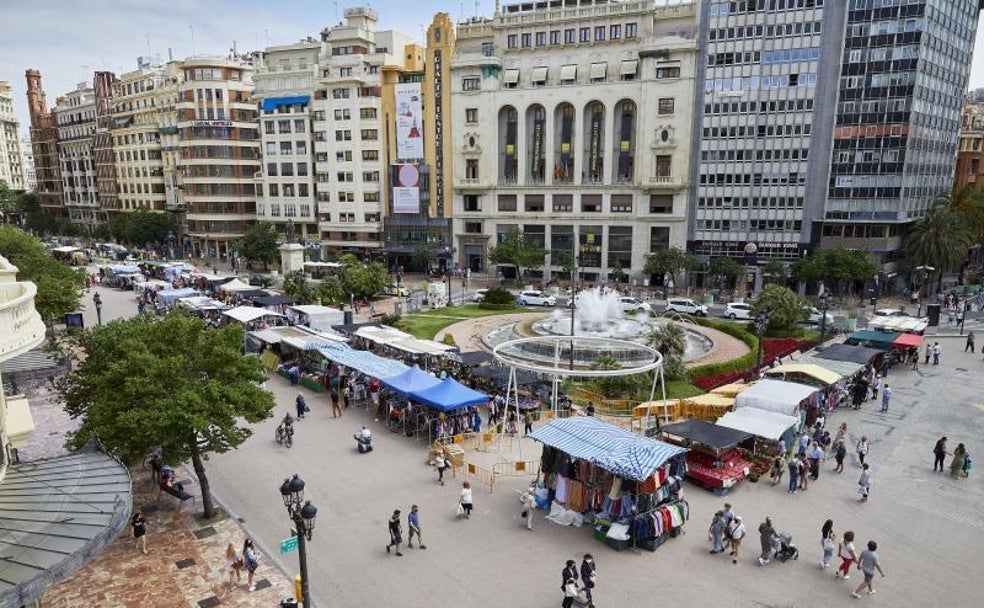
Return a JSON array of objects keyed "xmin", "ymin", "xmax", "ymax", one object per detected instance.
[{"xmin": 3, "ymin": 0, "xmax": 984, "ymax": 137}]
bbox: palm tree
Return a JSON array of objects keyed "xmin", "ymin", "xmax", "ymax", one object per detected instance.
[
  {"xmin": 906, "ymin": 203, "xmax": 973, "ymax": 292},
  {"xmin": 645, "ymin": 321, "xmax": 686, "ymax": 358}
]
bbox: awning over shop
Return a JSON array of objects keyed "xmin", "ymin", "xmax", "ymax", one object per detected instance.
[
  {"xmin": 529, "ymin": 417, "xmax": 688, "ymax": 481},
  {"xmin": 734, "ymin": 379, "xmax": 818, "ymax": 417},
  {"xmin": 222, "ymin": 306, "xmax": 284, "ymax": 324},
  {"xmin": 107, "ymin": 264, "xmax": 141, "ymax": 274},
  {"xmin": 0, "ymin": 449, "xmax": 131, "ymax": 606},
  {"xmin": 406, "ymin": 377, "xmax": 489, "ymax": 412},
  {"xmin": 311, "ymin": 342, "xmax": 409, "ymax": 379},
  {"xmin": 892, "ymin": 333, "xmax": 924, "ymax": 348},
  {"xmin": 177, "ymin": 296, "xmax": 229, "ymax": 312},
  {"xmin": 252, "ymin": 325, "xmax": 347, "ymax": 347},
  {"xmin": 709, "ymin": 383, "xmax": 749, "ymax": 397},
  {"xmin": 379, "ymin": 365, "xmax": 441, "ymax": 397},
  {"xmin": 717, "ymin": 408, "xmax": 799, "ymax": 441},
  {"xmin": 681, "ymin": 394, "xmax": 735, "ymax": 408},
  {"xmin": 157, "ymin": 287, "xmax": 200, "ymax": 304},
  {"xmin": 660, "ymin": 419, "xmax": 752, "ymax": 450},
  {"xmin": 815, "ymin": 343, "xmax": 883, "ymax": 365},
  {"xmin": 793, "ymin": 355, "xmax": 864, "ymax": 378},
  {"xmin": 846, "ymin": 330, "xmax": 900, "ymax": 348},
  {"xmin": 765, "ymin": 363, "xmax": 842, "ymax": 385},
  {"xmin": 51, "ymin": 246, "xmax": 81, "ymax": 253},
  {"xmin": 868, "ymin": 316, "xmax": 928, "ymax": 334}
]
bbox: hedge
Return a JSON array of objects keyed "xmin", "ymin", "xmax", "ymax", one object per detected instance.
[
  {"xmin": 686, "ymin": 317, "xmax": 760, "ymax": 380},
  {"xmin": 478, "ymin": 303, "xmax": 516, "ymax": 311}
]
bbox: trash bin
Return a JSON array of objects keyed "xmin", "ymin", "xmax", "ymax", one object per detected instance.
[
  {"xmin": 343, "ymin": 310, "xmax": 354, "ymax": 324},
  {"xmin": 926, "ymin": 304, "xmax": 941, "ymax": 327}
]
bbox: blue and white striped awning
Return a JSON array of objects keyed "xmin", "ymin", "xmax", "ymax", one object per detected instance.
[
  {"xmin": 529, "ymin": 417, "xmax": 688, "ymax": 481},
  {"xmin": 310, "ymin": 341, "xmax": 409, "ymax": 379}
]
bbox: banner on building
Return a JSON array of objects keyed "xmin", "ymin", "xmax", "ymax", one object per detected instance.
[
  {"xmin": 588, "ymin": 112, "xmax": 602, "ymax": 179},
  {"xmin": 392, "ymin": 163, "xmax": 421, "ymax": 214},
  {"xmin": 395, "ymin": 82, "xmax": 424, "ymax": 160}
]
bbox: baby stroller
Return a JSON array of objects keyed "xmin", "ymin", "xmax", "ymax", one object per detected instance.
[{"xmin": 774, "ymin": 532, "xmax": 799, "ymax": 562}]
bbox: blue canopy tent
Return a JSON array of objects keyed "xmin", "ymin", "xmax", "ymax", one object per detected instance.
[
  {"xmin": 309, "ymin": 342, "xmax": 408, "ymax": 379},
  {"xmin": 408, "ymin": 377, "xmax": 490, "ymax": 412},
  {"xmin": 529, "ymin": 417, "xmax": 688, "ymax": 481},
  {"xmin": 157, "ymin": 287, "xmax": 199, "ymax": 305},
  {"xmin": 379, "ymin": 365, "xmax": 441, "ymax": 397}
]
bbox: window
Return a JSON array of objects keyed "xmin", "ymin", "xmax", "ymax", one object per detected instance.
[
  {"xmin": 364, "ymin": 191, "xmax": 380, "ymax": 202},
  {"xmin": 294, "ymin": 119, "xmax": 306, "ymax": 133},
  {"xmin": 649, "ymin": 195, "xmax": 673, "ymax": 214},
  {"xmin": 579, "ymin": 27, "xmax": 591, "ymax": 42},
  {"xmin": 297, "ymin": 163, "xmax": 308, "ymax": 176},
  {"xmin": 658, "ymin": 98, "xmax": 675, "ymax": 115},
  {"xmin": 649, "ymin": 226, "xmax": 669, "ymax": 252},
  {"xmin": 550, "ymin": 30, "xmax": 561, "ymax": 45},
  {"xmin": 362, "ymin": 171, "xmax": 380, "ymax": 182},
  {"xmin": 531, "ymin": 67, "xmax": 548, "ymax": 86},
  {"xmin": 270, "ymin": 203, "xmax": 281, "ymax": 217},
  {"xmin": 299, "ymin": 202, "xmax": 310, "ymax": 215},
  {"xmin": 462, "ymin": 77, "xmax": 480, "ymax": 91},
  {"xmin": 465, "ymin": 221, "xmax": 483, "ymax": 234},
  {"xmin": 552, "ymin": 194, "xmax": 573, "ymax": 213},
  {"xmin": 610, "ymin": 195, "xmax": 632, "ymax": 213},
  {"xmin": 625, "ymin": 22, "xmax": 637, "ymax": 38},
  {"xmin": 264, "ymin": 121, "xmax": 275, "ymax": 134},
  {"xmin": 362, "ymin": 150, "xmax": 379, "ymax": 161},
  {"xmin": 280, "ymin": 142, "xmax": 292, "ymax": 155},
  {"xmin": 268, "ymin": 184, "xmax": 279, "ymax": 197},
  {"xmin": 535, "ymin": 31, "xmax": 546, "ymax": 46},
  {"xmin": 267, "ymin": 162, "xmax": 277, "ymax": 176},
  {"xmin": 581, "ymin": 195, "xmax": 602, "ymax": 213},
  {"xmin": 464, "ymin": 194, "xmax": 481, "ymax": 211},
  {"xmin": 335, "ymin": 130, "xmax": 352, "ymax": 141},
  {"xmin": 278, "ymin": 119, "xmax": 291, "ymax": 134},
  {"xmin": 296, "ymin": 141, "xmax": 307, "ymax": 156},
  {"xmin": 656, "ymin": 67, "xmax": 681, "ymax": 79},
  {"xmin": 336, "ymin": 150, "xmax": 352, "ymax": 162},
  {"xmin": 610, "ymin": 24, "xmax": 621, "ymax": 40},
  {"xmin": 465, "ymin": 108, "xmax": 478, "ymax": 124},
  {"xmin": 332, "ymin": 88, "xmax": 350, "ymax": 99},
  {"xmin": 525, "ymin": 194, "xmax": 545, "ymax": 212},
  {"xmin": 507, "ymin": 34, "xmax": 518, "ymax": 49},
  {"xmin": 497, "ymin": 194, "xmax": 517, "ymax": 212},
  {"xmin": 482, "ymin": 42, "xmax": 494, "ymax": 57},
  {"xmin": 281, "ymin": 162, "xmax": 294, "ymax": 176},
  {"xmin": 655, "ymin": 155, "xmax": 672, "ymax": 177},
  {"xmin": 361, "ymin": 129, "xmax": 378, "ymax": 141},
  {"xmin": 360, "ymin": 107, "xmax": 377, "ymax": 119},
  {"xmin": 334, "ymin": 108, "xmax": 350, "ymax": 120},
  {"xmin": 594, "ymin": 26, "xmax": 605, "ymax": 41},
  {"xmin": 336, "ymin": 172, "xmax": 353, "ymax": 182},
  {"xmin": 465, "ymin": 159, "xmax": 479, "ymax": 179},
  {"xmin": 339, "ymin": 67, "xmax": 353, "ymax": 77},
  {"xmin": 521, "ymin": 33, "xmax": 532, "ymax": 48},
  {"xmin": 564, "ymin": 28, "xmax": 576, "ymax": 43}
]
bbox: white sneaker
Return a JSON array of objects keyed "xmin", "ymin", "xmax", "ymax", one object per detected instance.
[
  {"xmin": 757, "ymin": 558, "xmax": 765, "ymax": 566},
  {"xmin": 851, "ymin": 592, "xmax": 861, "ymax": 599},
  {"xmin": 868, "ymin": 590, "xmax": 876, "ymax": 595},
  {"xmin": 843, "ymin": 575, "xmax": 851, "ymax": 580}
]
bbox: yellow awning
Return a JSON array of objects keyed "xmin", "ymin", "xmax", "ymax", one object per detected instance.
[
  {"xmin": 710, "ymin": 383, "xmax": 749, "ymax": 397},
  {"xmin": 633, "ymin": 399, "xmax": 679, "ymax": 419},
  {"xmin": 682, "ymin": 394, "xmax": 735, "ymax": 408},
  {"xmin": 767, "ymin": 363, "xmax": 842, "ymax": 385}
]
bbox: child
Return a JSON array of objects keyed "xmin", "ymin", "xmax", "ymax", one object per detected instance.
[
  {"xmin": 834, "ymin": 441, "xmax": 847, "ymax": 474},
  {"xmin": 821, "ymin": 530, "xmax": 837, "ymax": 570}
]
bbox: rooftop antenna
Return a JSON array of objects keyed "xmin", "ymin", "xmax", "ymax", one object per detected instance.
[
  {"xmin": 80, "ymin": 64, "xmax": 90, "ymax": 84},
  {"xmin": 475, "ymin": 0, "xmax": 480, "ymax": 18},
  {"xmin": 334, "ymin": 0, "xmax": 339, "ymax": 22},
  {"xmin": 145, "ymin": 34, "xmax": 152, "ymax": 57},
  {"xmin": 189, "ymin": 24, "xmax": 196, "ymax": 56}
]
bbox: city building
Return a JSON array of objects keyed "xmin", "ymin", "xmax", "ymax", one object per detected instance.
[
  {"xmin": 177, "ymin": 57, "xmax": 260, "ymax": 260},
  {"xmin": 20, "ymin": 136, "xmax": 36, "ymax": 191},
  {"xmin": 451, "ymin": 0, "xmax": 698, "ymax": 283},
  {"xmin": 0, "ymin": 81, "xmax": 26, "ymax": 191},
  {"xmin": 92, "ymin": 71, "xmax": 120, "ymax": 222},
  {"xmin": 954, "ymin": 99, "xmax": 984, "ymax": 191},
  {"xmin": 54, "ymin": 81, "xmax": 103, "ymax": 228},
  {"xmin": 111, "ymin": 60, "xmax": 184, "ymax": 218},
  {"xmin": 25, "ymin": 69, "xmax": 63, "ymax": 220},
  {"xmin": 253, "ymin": 39, "xmax": 321, "ymax": 245}
]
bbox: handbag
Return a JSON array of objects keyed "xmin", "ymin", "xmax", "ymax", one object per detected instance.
[
  {"xmin": 521, "ymin": 510, "xmax": 528, "ymax": 518},
  {"xmin": 563, "ymin": 583, "xmax": 578, "ymax": 598},
  {"xmin": 456, "ymin": 502, "xmax": 465, "ymax": 516}
]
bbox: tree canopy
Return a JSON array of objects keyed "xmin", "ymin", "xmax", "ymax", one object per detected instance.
[
  {"xmin": 708, "ymin": 256, "xmax": 744, "ymax": 292},
  {"xmin": 0, "ymin": 180, "xmax": 56, "ymax": 234},
  {"xmin": 790, "ymin": 248, "xmax": 877, "ymax": 295},
  {"xmin": 237, "ymin": 222, "xmax": 280, "ymax": 270},
  {"xmin": 57, "ymin": 313, "xmax": 275, "ymax": 518},
  {"xmin": 905, "ymin": 202, "xmax": 973, "ymax": 291},
  {"xmin": 751, "ymin": 284, "xmax": 807, "ymax": 332},
  {"xmin": 0, "ymin": 226, "xmax": 86, "ymax": 323},
  {"xmin": 336, "ymin": 254, "xmax": 391, "ymax": 300},
  {"xmin": 488, "ymin": 228, "xmax": 548, "ymax": 278},
  {"xmin": 644, "ymin": 247, "xmax": 698, "ymax": 293},
  {"xmin": 108, "ymin": 208, "xmax": 178, "ymax": 246}
]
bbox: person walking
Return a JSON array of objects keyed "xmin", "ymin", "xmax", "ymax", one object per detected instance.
[
  {"xmin": 798, "ymin": 454, "xmax": 810, "ymax": 491},
  {"xmin": 521, "ymin": 489, "xmax": 536, "ymax": 531},
  {"xmin": 407, "ymin": 505, "xmax": 426, "ymax": 550},
  {"xmin": 459, "ymin": 481, "xmax": 474, "ymax": 518},
  {"xmin": 834, "ymin": 422, "xmax": 847, "ymax": 447},
  {"xmin": 727, "ymin": 516, "xmax": 746, "ymax": 564},
  {"xmin": 966, "ymin": 331, "xmax": 976, "ymax": 353},
  {"xmin": 880, "ymin": 384, "xmax": 892, "ymax": 412},
  {"xmin": 242, "ymin": 538, "xmax": 261, "ymax": 591},
  {"xmin": 835, "ymin": 530, "xmax": 858, "ymax": 579},
  {"xmin": 769, "ymin": 453, "xmax": 786, "ymax": 486},
  {"xmin": 856, "ymin": 436, "xmax": 869, "ymax": 466},
  {"xmin": 924, "ymin": 343, "xmax": 932, "ymax": 365},
  {"xmin": 871, "ymin": 376, "xmax": 881, "ymax": 402},
  {"xmin": 580, "ymin": 554, "xmax": 597, "ymax": 608},
  {"xmin": 709, "ymin": 510, "xmax": 726, "ymax": 554},
  {"xmin": 788, "ymin": 455, "xmax": 801, "ymax": 494},
  {"xmin": 858, "ymin": 463, "xmax": 872, "ymax": 503},
  {"xmin": 932, "ymin": 341, "xmax": 941, "ymax": 365},
  {"xmin": 295, "ymin": 394, "xmax": 307, "ymax": 420},
  {"xmin": 834, "ymin": 440, "xmax": 847, "ymax": 474},
  {"xmin": 330, "ymin": 390, "xmax": 342, "ymax": 418},
  {"xmin": 798, "ymin": 432, "xmax": 810, "ymax": 457},
  {"xmin": 721, "ymin": 503, "xmax": 736, "ymax": 549},
  {"xmin": 131, "ymin": 511, "xmax": 148, "ymax": 555},
  {"xmin": 951, "ymin": 443, "xmax": 968, "ymax": 479},
  {"xmin": 435, "ymin": 452, "xmax": 449, "ymax": 486},
  {"xmin": 821, "ymin": 520, "xmax": 836, "ymax": 570},
  {"xmin": 808, "ymin": 442, "xmax": 824, "ymax": 480},
  {"xmin": 933, "ymin": 437, "xmax": 948, "ymax": 472},
  {"xmin": 225, "ymin": 542, "xmax": 242, "ymax": 589},
  {"xmin": 851, "ymin": 540, "xmax": 886, "ymax": 598},
  {"xmin": 561, "ymin": 560, "xmax": 580, "ymax": 608},
  {"xmin": 757, "ymin": 517, "xmax": 778, "ymax": 566},
  {"xmin": 523, "ymin": 411, "xmax": 534, "ymax": 436},
  {"xmin": 386, "ymin": 509, "xmax": 404, "ymax": 556}
]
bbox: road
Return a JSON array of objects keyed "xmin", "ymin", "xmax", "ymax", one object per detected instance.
[{"xmin": 80, "ymin": 282, "xmax": 984, "ymax": 607}]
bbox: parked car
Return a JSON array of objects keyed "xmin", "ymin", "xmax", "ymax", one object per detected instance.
[
  {"xmin": 665, "ymin": 298, "xmax": 708, "ymax": 316},
  {"xmin": 723, "ymin": 302, "xmax": 753, "ymax": 320},
  {"xmin": 618, "ymin": 297, "xmax": 652, "ymax": 313},
  {"xmin": 874, "ymin": 308, "xmax": 906, "ymax": 317},
  {"xmin": 384, "ymin": 283, "xmax": 409, "ymax": 297},
  {"xmin": 519, "ymin": 291, "xmax": 557, "ymax": 307},
  {"xmin": 471, "ymin": 288, "xmax": 489, "ymax": 303},
  {"xmin": 804, "ymin": 306, "xmax": 835, "ymax": 325}
]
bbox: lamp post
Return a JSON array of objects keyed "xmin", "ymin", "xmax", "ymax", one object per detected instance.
[
  {"xmin": 165, "ymin": 231, "xmax": 176, "ymax": 260},
  {"xmin": 93, "ymin": 292, "xmax": 103, "ymax": 326},
  {"xmin": 818, "ymin": 293, "xmax": 829, "ymax": 344},
  {"xmin": 445, "ymin": 272, "xmax": 453, "ymax": 307},
  {"xmin": 280, "ymin": 474, "xmax": 318, "ymax": 608},
  {"xmin": 569, "ymin": 250, "xmax": 580, "ymax": 370},
  {"xmin": 754, "ymin": 309, "xmax": 770, "ymax": 370}
]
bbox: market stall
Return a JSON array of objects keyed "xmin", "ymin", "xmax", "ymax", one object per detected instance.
[
  {"xmin": 845, "ymin": 330, "xmax": 900, "ymax": 350},
  {"xmin": 288, "ymin": 305, "xmax": 345, "ymax": 331},
  {"xmin": 156, "ymin": 287, "xmax": 200, "ymax": 307},
  {"xmin": 678, "ymin": 393, "xmax": 736, "ymax": 422},
  {"xmin": 710, "ymin": 383, "xmax": 750, "ymax": 398},
  {"xmin": 716, "ymin": 407, "xmax": 800, "ymax": 446},
  {"xmin": 815, "ymin": 343, "xmax": 883, "ymax": 366},
  {"xmin": 530, "ymin": 417, "xmax": 689, "ymax": 552},
  {"xmin": 792, "ymin": 355, "xmax": 865, "ymax": 380},
  {"xmin": 379, "ymin": 365, "xmax": 441, "ymax": 397},
  {"xmin": 222, "ymin": 305, "xmax": 285, "ymax": 328},
  {"xmin": 868, "ymin": 316, "xmax": 928, "ymax": 334},
  {"xmin": 764, "ymin": 363, "xmax": 847, "ymax": 410},
  {"xmin": 734, "ymin": 378, "xmax": 820, "ymax": 428},
  {"xmin": 659, "ymin": 419, "xmax": 754, "ymax": 494}
]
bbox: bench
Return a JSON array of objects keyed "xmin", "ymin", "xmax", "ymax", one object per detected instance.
[
  {"xmin": 370, "ymin": 312, "xmax": 385, "ymax": 321},
  {"xmin": 157, "ymin": 482, "xmax": 196, "ymax": 510}
]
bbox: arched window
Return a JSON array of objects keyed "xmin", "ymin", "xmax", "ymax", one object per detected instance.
[
  {"xmin": 498, "ymin": 106, "xmax": 519, "ymax": 182},
  {"xmin": 526, "ymin": 104, "xmax": 547, "ymax": 183},
  {"xmin": 613, "ymin": 99, "xmax": 636, "ymax": 183},
  {"xmin": 553, "ymin": 103, "xmax": 575, "ymax": 183},
  {"xmin": 582, "ymin": 101, "xmax": 605, "ymax": 183}
]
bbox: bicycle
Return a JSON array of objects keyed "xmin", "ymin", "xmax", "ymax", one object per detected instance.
[{"xmin": 275, "ymin": 423, "xmax": 294, "ymax": 448}]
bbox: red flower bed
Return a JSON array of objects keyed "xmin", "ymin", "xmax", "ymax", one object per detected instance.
[{"xmin": 690, "ymin": 337, "xmax": 818, "ymax": 392}]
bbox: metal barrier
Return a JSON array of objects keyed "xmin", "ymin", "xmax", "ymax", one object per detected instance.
[
  {"xmin": 463, "ymin": 461, "xmax": 496, "ymax": 492},
  {"xmin": 474, "ymin": 432, "xmax": 513, "ymax": 452},
  {"xmin": 492, "ymin": 459, "xmax": 541, "ymax": 481}
]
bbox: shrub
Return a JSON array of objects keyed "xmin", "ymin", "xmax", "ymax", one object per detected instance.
[
  {"xmin": 378, "ymin": 313, "xmax": 401, "ymax": 327},
  {"xmin": 442, "ymin": 333, "xmax": 456, "ymax": 346},
  {"xmin": 483, "ymin": 287, "xmax": 515, "ymax": 305},
  {"xmin": 477, "ymin": 302, "xmax": 515, "ymax": 311}
]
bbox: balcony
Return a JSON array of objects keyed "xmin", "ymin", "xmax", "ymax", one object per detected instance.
[
  {"xmin": 0, "ymin": 255, "xmax": 47, "ymax": 362},
  {"xmin": 453, "ymin": 177, "xmax": 493, "ymax": 190},
  {"xmin": 642, "ymin": 175, "xmax": 687, "ymax": 191}
]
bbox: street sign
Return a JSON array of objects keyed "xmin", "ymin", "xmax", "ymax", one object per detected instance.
[{"xmin": 280, "ymin": 536, "xmax": 298, "ymax": 554}]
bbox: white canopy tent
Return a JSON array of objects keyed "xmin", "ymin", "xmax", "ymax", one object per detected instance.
[
  {"xmin": 222, "ymin": 306, "xmax": 285, "ymax": 324},
  {"xmin": 734, "ymin": 379, "xmax": 818, "ymax": 417},
  {"xmin": 355, "ymin": 325, "xmax": 455, "ymax": 357},
  {"xmin": 288, "ymin": 305, "xmax": 345, "ymax": 331},
  {"xmin": 250, "ymin": 325, "xmax": 348, "ymax": 347},
  {"xmin": 219, "ymin": 278, "xmax": 256, "ymax": 293},
  {"xmin": 717, "ymin": 408, "xmax": 800, "ymax": 441}
]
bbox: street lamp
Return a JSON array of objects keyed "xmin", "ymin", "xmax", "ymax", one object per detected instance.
[
  {"xmin": 165, "ymin": 231, "xmax": 176, "ymax": 260},
  {"xmin": 569, "ymin": 251, "xmax": 580, "ymax": 370},
  {"xmin": 754, "ymin": 309, "xmax": 770, "ymax": 370},
  {"xmin": 445, "ymin": 272, "xmax": 453, "ymax": 307},
  {"xmin": 93, "ymin": 292, "xmax": 103, "ymax": 326},
  {"xmin": 818, "ymin": 293, "xmax": 829, "ymax": 344},
  {"xmin": 280, "ymin": 474, "xmax": 318, "ymax": 608}
]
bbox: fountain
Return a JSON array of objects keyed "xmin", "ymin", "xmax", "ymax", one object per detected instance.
[{"xmin": 485, "ymin": 287, "xmax": 714, "ymax": 366}]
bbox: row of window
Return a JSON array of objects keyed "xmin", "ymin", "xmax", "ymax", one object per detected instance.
[
  {"xmin": 505, "ymin": 22, "xmax": 638, "ymax": 49},
  {"xmin": 266, "ymin": 162, "xmax": 310, "ymax": 177},
  {"xmin": 463, "ymin": 63, "xmax": 677, "ymax": 91},
  {"xmin": 697, "ymin": 219, "xmax": 803, "ymax": 232},
  {"xmin": 709, "ymin": 21, "xmax": 822, "ymax": 41},
  {"xmin": 264, "ymin": 119, "xmax": 307, "ymax": 135},
  {"xmin": 704, "ymin": 99, "xmax": 816, "ymax": 115},
  {"xmin": 264, "ymin": 141, "xmax": 309, "ymax": 156},
  {"xmin": 481, "ymin": 193, "xmax": 674, "ymax": 215},
  {"xmin": 701, "ymin": 123, "xmax": 813, "ymax": 138},
  {"xmin": 315, "ymin": 108, "xmax": 377, "ymax": 121},
  {"xmin": 708, "ymin": 0, "xmax": 824, "ymax": 17},
  {"xmin": 700, "ymin": 172, "xmax": 807, "ymax": 186},
  {"xmin": 705, "ymin": 72, "xmax": 818, "ymax": 91},
  {"xmin": 705, "ymin": 47, "xmax": 823, "ymax": 68},
  {"xmin": 264, "ymin": 183, "xmax": 310, "ymax": 198},
  {"xmin": 701, "ymin": 148, "xmax": 810, "ymax": 162},
  {"xmin": 697, "ymin": 197, "xmax": 804, "ymax": 209},
  {"xmin": 259, "ymin": 203, "xmax": 312, "ymax": 218},
  {"xmin": 316, "ymin": 150, "xmax": 380, "ymax": 163}
]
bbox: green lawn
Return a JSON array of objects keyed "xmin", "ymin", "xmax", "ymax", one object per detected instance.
[
  {"xmin": 663, "ymin": 380, "xmax": 705, "ymax": 399},
  {"xmin": 396, "ymin": 304, "xmax": 539, "ymax": 339}
]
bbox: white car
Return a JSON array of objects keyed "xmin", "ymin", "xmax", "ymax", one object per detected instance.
[
  {"xmin": 805, "ymin": 307, "xmax": 835, "ymax": 325},
  {"xmin": 723, "ymin": 302, "xmax": 753, "ymax": 320},
  {"xmin": 618, "ymin": 297, "xmax": 652, "ymax": 313},
  {"xmin": 519, "ymin": 291, "xmax": 556, "ymax": 307},
  {"xmin": 874, "ymin": 308, "xmax": 906, "ymax": 317},
  {"xmin": 665, "ymin": 298, "xmax": 708, "ymax": 317},
  {"xmin": 471, "ymin": 288, "xmax": 489, "ymax": 303}
]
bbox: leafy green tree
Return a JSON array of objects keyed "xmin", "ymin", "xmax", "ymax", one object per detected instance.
[
  {"xmin": 751, "ymin": 284, "xmax": 807, "ymax": 332},
  {"xmin": 906, "ymin": 202, "xmax": 974, "ymax": 292},
  {"xmin": 0, "ymin": 179, "xmax": 15, "ymax": 218},
  {"xmin": 314, "ymin": 276, "xmax": 345, "ymax": 306},
  {"xmin": 18, "ymin": 191, "xmax": 57, "ymax": 235},
  {"xmin": 791, "ymin": 248, "xmax": 877, "ymax": 295},
  {"xmin": 282, "ymin": 270, "xmax": 316, "ymax": 304},
  {"xmin": 645, "ymin": 321, "xmax": 686, "ymax": 358},
  {"xmin": 708, "ymin": 256, "xmax": 744, "ymax": 293},
  {"xmin": 336, "ymin": 255, "xmax": 391, "ymax": 300},
  {"xmin": 0, "ymin": 226, "xmax": 86, "ymax": 323},
  {"xmin": 761, "ymin": 260, "xmax": 788, "ymax": 285},
  {"xmin": 644, "ymin": 247, "xmax": 697, "ymax": 294},
  {"xmin": 488, "ymin": 227, "xmax": 548, "ymax": 279},
  {"xmin": 57, "ymin": 313, "xmax": 275, "ymax": 519},
  {"xmin": 410, "ymin": 245, "xmax": 431, "ymax": 272},
  {"xmin": 237, "ymin": 222, "xmax": 279, "ymax": 270}
]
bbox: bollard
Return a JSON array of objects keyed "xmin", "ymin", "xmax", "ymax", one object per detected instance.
[{"xmin": 295, "ymin": 574, "xmax": 303, "ymax": 602}]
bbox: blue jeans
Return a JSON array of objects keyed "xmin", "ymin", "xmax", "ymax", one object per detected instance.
[{"xmin": 788, "ymin": 472, "xmax": 799, "ymax": 492}]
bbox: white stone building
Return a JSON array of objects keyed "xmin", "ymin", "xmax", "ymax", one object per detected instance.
[
  {"xmin": 0, "ymin": 81, "xmax": 26, "ymax": 191},
  {"xmin": 55, "ymin": 82, "xmax": 101, "ymax": 227},
  {"xmin": 450, "ymin": 0, "xmax": 699, "ymax": 284},
  {"xmin": 20, "ymin": 136, "xmax": 36, "ymax": 191}
]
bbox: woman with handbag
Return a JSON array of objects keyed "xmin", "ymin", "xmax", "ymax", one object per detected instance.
[
  {"xmin": 561, "ymin": 560, "xmax": 579, "ymax": 608},
  {"xmin": 459, "ymin": 481, "xmax": 473, "ymax": 518},
  {"xmin": 580, "ymin": 554, "xmax": 597, "ymax": 608}
]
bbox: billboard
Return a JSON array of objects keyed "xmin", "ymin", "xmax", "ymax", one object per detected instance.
[
  {"xmin": 392, "ymin": 163, "xmax": 420, "ymax": 214},
  {"xmin": 395, "ymin": 82, "xmax": 424, "ymax": 160}
]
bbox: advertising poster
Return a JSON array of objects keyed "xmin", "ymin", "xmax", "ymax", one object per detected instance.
[
  {"xmin": 392, "ymin": 163, "xmax": 421, "ymax": 214},
  {"xmin": 395, "ymin": 82, "xmax": 424, "ymax": 160}
]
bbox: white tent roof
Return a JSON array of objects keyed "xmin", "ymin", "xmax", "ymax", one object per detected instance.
[
  {"xmin": 219, "ymin": 278, "xmax": 255, "ymax": 292},
  {"xmin": 734, "ymin": 378, "xmax": 818, "ymax": 417},
  {"xmin": 178, "ymin": 296, "xmax": 229, "ymax": 311},
  {"xmin": 251, "ymin": 325, "xmax": 347, "ymax": 346},
  {"xmin": 222, "ymin": 306, "xmax": 284, "ymax": 323},
  {"xmin": 717, "ymin": 408, "xmax": 800, "ymax": 441},
  {"xmin": 355, "ymin": 325, "xmax": 413, "ymax": 345},
  {"xmin": 290, "ymin": 304, "xmax": 343, "ymax": 316},
  {"xmin": 303, "ymin": 261, "xmax": 343, "ymax": 268},
  {"xmin": 51, "ymin": 245, "xmax": 81, "ymax": 253},
  {"xmin": 867, "ymin": 316, "xmax": 928, "ymax": 333}
]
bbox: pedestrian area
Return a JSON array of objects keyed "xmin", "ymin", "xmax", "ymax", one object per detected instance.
[{"xmin": 41, "ymin": 465, "xmax": 295, "ymax": 608}]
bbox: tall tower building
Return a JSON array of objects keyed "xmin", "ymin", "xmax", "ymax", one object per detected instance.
[
  {"xmin": 55, "ymin": 82, "xmax": 100, "ymax": 228},
  {"xmin": 24, "ymin": 69, "xmax": 63, "ymax": 220},
  {"xmin": 92, "ymin": 71, "xmax": 119, "ymax": 223},
  {"xmin": 0, "ymin": 81, "xmax": 26, "ymax": 191},
  {"xmin": 178, "ymin": 58, "xmax": 260, "ymax": 260}
]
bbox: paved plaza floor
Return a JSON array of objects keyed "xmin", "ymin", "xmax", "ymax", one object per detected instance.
[{"xmin": 41, "ymin": 284, "xmax": 984, "ymax": 606}]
